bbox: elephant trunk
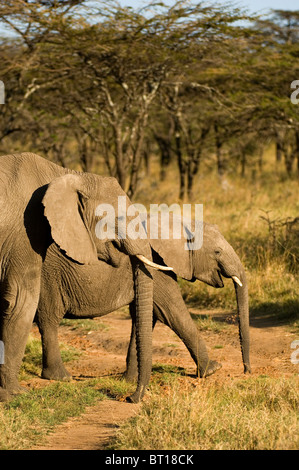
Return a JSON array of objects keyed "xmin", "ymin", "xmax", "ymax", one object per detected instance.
[
  {"xmin": 219, "ymin": 246, "xmax": 251, "ymax": 374},
  {"xmin": 233, "ymin": 265, "xmax": 251, "ymax": 374},
  {"xmin": 120, "ymin": 238, "xmax": 153, "ymax": 403},
  {"xmin": 129, "ymin": 260, "xmax": 153, "ymax": 403}
]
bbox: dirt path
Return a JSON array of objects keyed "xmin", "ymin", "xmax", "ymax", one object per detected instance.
[{"xmin": 31, "ymin": 309, "xmax": 298, "ymax": 450}]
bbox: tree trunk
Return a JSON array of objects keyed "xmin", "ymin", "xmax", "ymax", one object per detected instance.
[
  {"xmin": 156, "ymin": 135, "xmax": 172, "ymax": 182},
  {"xmin": 177, "ymin": 151, "xmax": 186, "ymax": 201},
  {"xmin": 174, "ymin": 121, "xmax": 186, "ymax": 200},
  {"xmin": 186, "ymin": 127, "xmax": 209, "ymax": 200},
  {"xmin": 214, "ymin": 124, "xmax": 226, "ymax": 179},
  {"xmin": 127, "ymin": 118, "xmax": 147, "ymax": 199},
  {"xmin": 284, "ymin": 146, "xmax": 295, "ymax": 177},
  {"xmin": 258, "ymin": 147, "xmax": 263, "ymax": 173},
  {"xmin": 114, "ymin": 124, "xmax": 127, "ymax": 190},
  {"xmin": 276, "ymin": 139, "xmax": 283, "ymax": 163},
  {"xmin": 241, "ymin": 150, "xmax": 246, "ymax": 177},
  {"xmin": 143, "ymin": 141, "xmax": 150, "ymax": 177},
  {"xmin": 187, "ymin": 151, "xmax": 200, "ymax": 200}
]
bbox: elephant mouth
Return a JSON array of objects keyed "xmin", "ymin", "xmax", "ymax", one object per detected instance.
[{"xmin": 213, "ymin": 270, "xmax": 224, "ymax": 288}]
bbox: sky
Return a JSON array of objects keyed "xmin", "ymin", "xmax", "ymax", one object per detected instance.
[
  {"xmin": 0, "ymin": 0, "xmax": 297, "ymax": 37},
  {"xmin": 118, "ymin": 0, "xmax": 298, "ymax": 15}
]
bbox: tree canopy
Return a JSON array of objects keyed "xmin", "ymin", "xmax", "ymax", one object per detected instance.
[{"xmin": 0, "ymin": 1, "xmax": 298, "ymax": 198}]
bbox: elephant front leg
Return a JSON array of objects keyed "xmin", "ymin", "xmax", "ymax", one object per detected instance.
[
  {"xmin": 125, "ymin": 300, "xmax": 221, "ymax": 381},
  {"xmin": 155, "ymin": 304, "xmax": 222, "ymax": 378},
  {"xmin": 36, "ymin": 312, "xmax": 71, "ymax": 381},
  {"xmin": 0, "ymin": 278, "xmax": 41, "ymax": 400}
]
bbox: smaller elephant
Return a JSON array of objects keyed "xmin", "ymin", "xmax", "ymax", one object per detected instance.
[{"xmin": 35, "ymin": 221, "xmax": 250, "ymax": 385}]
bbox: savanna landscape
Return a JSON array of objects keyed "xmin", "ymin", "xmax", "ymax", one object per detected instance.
[{"xmin": 0, "ymin": 0, "xmax": 298, "ymax": 451}]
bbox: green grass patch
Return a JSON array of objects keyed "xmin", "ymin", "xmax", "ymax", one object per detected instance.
[
  {"xmin": 191, "ymin": 313, "xmax": 227, "ymax": 333},
  {"xmin": 20, "ymin": 336, "xmax": 81, "ymax": 380},
  {"xmin": 61, "ymin": 317, "xmax": 109, "ymax": 333},
  {"xmin": 0, "ymin": 380, "xmax": 105, "ymax": 450},
  {"xmin": 0, "ymin": 376, "xmax": 135, "ymax": 450}
]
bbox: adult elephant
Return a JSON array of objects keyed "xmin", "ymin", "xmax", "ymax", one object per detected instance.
[
  {"xmin": 35, "ymin": 219, "xmax": 250, "ymax": 386},
  {"xmin": 0, "ymin": 152, "xmax": 163, "ymax": 403}
]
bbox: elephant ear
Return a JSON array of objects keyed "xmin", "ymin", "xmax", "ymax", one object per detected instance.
[
  {"xmin": 42, "ymin": 174, "xmax": 98, "ymax": 265},
  {"xmin": 146, "ymin": 213, "xmax": 193, "ymax": 280}
]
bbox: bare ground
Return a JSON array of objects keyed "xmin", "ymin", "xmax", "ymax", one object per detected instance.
[{"xmin": 28, "ymin": 308, "xmax": 298, "ymax": 450}]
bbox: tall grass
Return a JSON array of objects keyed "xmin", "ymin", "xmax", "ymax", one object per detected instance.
[{"xmin": 113, "ymin": 376, "xmax": 299, "ymax": 450}]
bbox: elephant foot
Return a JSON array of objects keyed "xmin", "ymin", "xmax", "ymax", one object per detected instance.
[
  {"xmin": 42, "ymin": 365, "xmax": 72, "ymax": 382},
  {"xmin": 13, "ymin": 385, "xmax": 29, "ymax": 395},
  {"xmin": 0, "ymin": 386, "xmax": 11, "ymax": 402},
  {"xmin": 127, "ymin": 385, "xmax": 147, "ymax": 403},
  {"xmin": 200, "ymin": 360, "xmax": 222, "ymax": 378},
  {"xmin": 0, "ymin": 383, "xmax": 27, "ymax": 401}
]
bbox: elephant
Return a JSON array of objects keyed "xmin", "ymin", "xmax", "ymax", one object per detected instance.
[
  {"xmin": 0, "ymin": 152, "xmax": 165, "ymax": 403},
  {"xmin": 35, "ymin": 217, "xmax": 250, "ymax": 387}
]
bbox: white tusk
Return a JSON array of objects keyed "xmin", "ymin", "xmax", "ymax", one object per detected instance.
[
  {"xmin": 136, "ymin": 255, "xmax": 174, "ymax": 271},
  {"xmin": 232, "ymin": 276, "xmax": 243, "ymax": 287}
]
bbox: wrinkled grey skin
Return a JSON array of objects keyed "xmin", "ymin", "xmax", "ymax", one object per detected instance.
[
  {"xmin": 36, "ymin": 221, "xmax": 250, "ymax": 384},
  {"xmin": 0, "ymin": 153, "xmax": 154, "ymax": 403}
]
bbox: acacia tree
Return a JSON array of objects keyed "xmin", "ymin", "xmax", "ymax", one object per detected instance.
[
  {"xmin": 0, "ymin": 0, "xmax": 254, "ymax": 197},
  {"xmin": 1, "ymin": 1, "xmax": 298, "ymax": 197},
  {"xmin": 152, "ymin": 6, "xmax": 258, "ymax": 199},
  {"xmin": 252, "ymin": 10, "xmax": 299, "ymax": 177},
  {"xmin": 70, "ymin": 1, "xmax": 250, "ymax": 197},
  {"xmin": 0, "ymin": 0, "xmax": 88, "ymax": 153}
]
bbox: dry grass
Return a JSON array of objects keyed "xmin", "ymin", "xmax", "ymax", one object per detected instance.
[{"xmin": 113, "ymin": 376, "xmax": 299, "ymax": 450}]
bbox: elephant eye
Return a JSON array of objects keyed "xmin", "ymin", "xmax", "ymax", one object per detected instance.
[{"xmin": 215, "ymin": 249, "xmax": 221, "ymax": 256}]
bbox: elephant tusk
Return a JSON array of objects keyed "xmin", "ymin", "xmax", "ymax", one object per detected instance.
[
  {"xmin": 232, "ymin": 276, "xmax": 243, "ymax": 287},
  {"xmin": 136, "ymin": 255, "xmax": 174, "ymax": 271}
]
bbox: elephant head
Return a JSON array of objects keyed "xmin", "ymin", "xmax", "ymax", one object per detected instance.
[
  {"xmin": 148, "ymin": 214, "xmax": 251, "ymax": 375},
  {"xmin": 41, "ymin": 173, "xmax": 168, "ymax": 402}
]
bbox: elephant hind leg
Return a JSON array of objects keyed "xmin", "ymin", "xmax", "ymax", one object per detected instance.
[{"xmin": 124, "ymin": 272, "xmax": 222, "ymax": 382}]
